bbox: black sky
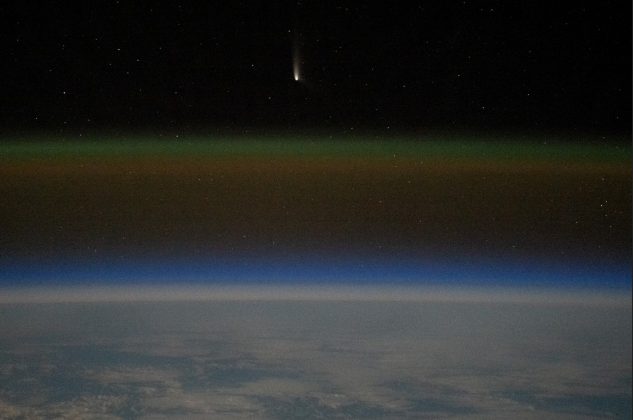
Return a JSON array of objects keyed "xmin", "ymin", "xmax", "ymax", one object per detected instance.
[{"xmin": 2, "ymin": 1, "xmax": 631, "ymax": 133}]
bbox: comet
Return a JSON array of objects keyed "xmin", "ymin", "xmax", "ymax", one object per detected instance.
[
  {"xmin": 292, "ymin": 32, "xmax": 302, "ymax": 82},
  {"xmin": 293, "ymin": 63, "xmax": 300, "ymax": 81}
]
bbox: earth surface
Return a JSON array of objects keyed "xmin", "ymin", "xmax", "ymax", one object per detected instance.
[{"xmin": 0, "ymin": 297, "xmax": 630, "ymax": 419}]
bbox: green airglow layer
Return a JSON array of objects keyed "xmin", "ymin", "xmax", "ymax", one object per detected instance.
[{"xmin": 0, "ymin": 136, "xmax": 629, "ymax": 163}]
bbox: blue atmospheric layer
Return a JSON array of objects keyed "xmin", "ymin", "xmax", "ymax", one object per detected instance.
[{"xmin": 0, "ymin": 255, "xmax": 630, "ymax": 290}]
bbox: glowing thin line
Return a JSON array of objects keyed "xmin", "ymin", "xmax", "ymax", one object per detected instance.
[{"xmin": 292, "ymin": 34, "xmax": 301, "ymax": 81}]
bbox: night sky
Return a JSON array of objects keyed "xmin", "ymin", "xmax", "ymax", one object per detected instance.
[
  {"xmin": 0, "ymin": 1, "xmax": 630, "ymax": 289},
  {"xmin": 3, "ymin": 0, "xmax": 630, "ymax": 132}
]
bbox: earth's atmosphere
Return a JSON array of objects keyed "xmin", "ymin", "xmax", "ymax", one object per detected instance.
[
  {"xmin": 1, "ymin": 137, "xmax": 630, "ymax": 420},
  {"xmin": 0, "ymin": 290, "xmax": 630, "ymax": 419}
]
